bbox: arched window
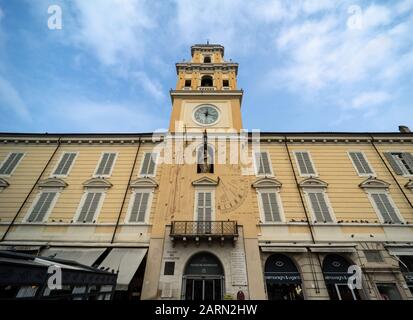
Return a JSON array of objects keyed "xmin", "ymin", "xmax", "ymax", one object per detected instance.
[
  {"xmin": 201, "ymin": 75, "xmax": 213, "ymax": 87},
  {"xmin": 197, "ymin": 144, "xmax": 214, "ymax": 173},
  {"xmin": 322, "ymin": 254, "xmax": 362, "ymax": 300},
  {"xmin": 204, "ymin": 56, "xmax": 211, "ymax": 63},
  {"xmin": 264, "ymin": 254, "xmax": 303, "ymax": 300}
]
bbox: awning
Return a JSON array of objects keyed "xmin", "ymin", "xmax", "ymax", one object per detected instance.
[
  {"xmin": 309, "ymin": 247, "xmax": 356, "ymax": 253},
  {"xmin": 387, "ymin": 247, "xmax": 413, "ymax": 256},
  {"xmin": 40, "ymin": 248, "xmax": 106, "ymax": 266},
  {"xmin": 99, "ymin": 248, "xmax": 147, "ymax": 290},
  {"xmin": 261, "ymin": 246, "xmax": 307, "ymax": 253}
]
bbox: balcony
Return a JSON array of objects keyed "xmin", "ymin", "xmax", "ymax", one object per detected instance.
[
  {"xmin": 197, "ymin": 86, "xmax": 216, "ymax": 91},
  {"xmin": 170, "ymin": 221, "xmax": 238, "ymax": 245}
]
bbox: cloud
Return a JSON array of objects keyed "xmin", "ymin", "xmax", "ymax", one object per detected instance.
[
  {"xmin": 72, "ymin": 0, "xmax": 155, "ymax": 67},
  {"xmin": 351, "ymin": 91, "xmax": 391, "ymax": 109},
  {"xmin": 0, "ymin": 76, "xmax": 31, "ymax": 121},
  {"xmin": 46, "ymin": 99, "xmax": 165, "ymax": 132},
  {"xmin": 131, "ymin": 71, "xmax": 164, "ymax": 100}
]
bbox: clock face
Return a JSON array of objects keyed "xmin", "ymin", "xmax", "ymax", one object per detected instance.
[{"xmin": 194, "ymin": 105, "xmax": 219, "ymax": 125}]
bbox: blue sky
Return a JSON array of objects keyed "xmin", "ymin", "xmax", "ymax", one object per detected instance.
[{"xmin": 0, "ymin": 0, "xmax": 412, "ymax": 133}]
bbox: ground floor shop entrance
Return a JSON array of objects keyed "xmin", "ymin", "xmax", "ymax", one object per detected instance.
[
  {"xmin": 264, "ymin": 254, "xmax": 304, "ymax": 300},
  {"xmin": 182, "ymin": 252, "xmax": 224, "ymax": 300},
  {"xmin": 323, "ymin": 254, "xmax": 361, "ymax": 300}
]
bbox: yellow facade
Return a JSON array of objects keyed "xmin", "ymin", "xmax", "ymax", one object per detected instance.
[{"xmin": 1, "ymin": 44, "xmax": 413, "ymax": 300}]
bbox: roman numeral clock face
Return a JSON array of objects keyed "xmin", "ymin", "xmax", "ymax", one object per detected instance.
[{"xmin": 194, "ymin": 105, "xmax": 219, "ymax": 125}]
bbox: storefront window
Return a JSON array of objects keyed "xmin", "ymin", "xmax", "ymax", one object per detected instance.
[{"xmin": 376, "ymin": 283, "xmax": 402, "ymax": 300}]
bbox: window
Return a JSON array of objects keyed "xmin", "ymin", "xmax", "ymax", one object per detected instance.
[
  {"xmin": 222, "ymin": 79, "xmax": 229, "ymax": 87},
  {"xmin": 203, "ymin": 56, "xmax": 211, "ymax": 63},
  {"xmin": 76, "ymin": 192, "xmax": 104, "ymax": 222},
  {"xmin": 376, "ymin": 283, "xmax": 402, "ymax": 300},
  {"xmin": 127, "ymin": 191, "xmax": 150, "ymax": 223},
  {"xmin": 364, "ymin": 250, "xmax": 384, "ymax": 263},
  {"xmin": 94, "ymin": 153, "xmax": 117, "ymax": 177},
  {"xmin": 197, "ymin": 145, "xmax": 214, "ymax": 174},
  {"xmin": 53, "ymin": 152, "xmax": 77, "ymax": 176},
  {"xmin": 140, "ymin": 152, "xmax": 158, "ymax": 177},
  {"xmin": 369, "ymin": 192, "xmax": 402, "ymax": 224},
  {"xmin": 307, "ymin": 191, "xmax": 333, "ymax": 222},
  {"xmin": 254, "ymin": 152, "xmax": 273, "ymax": 176},
  {"xmin": 184, "ymin": 79, "xmax": 191, "ymax": 87},
  {"xmin": 195, "ymin": 191, "xmax": 213, "ymax": 221},
  {"xmin": 0, "ymin": 152, "xmax": 24, "ymax": 176},
  {"xmin": 384, "ymin": 152, "xmax": 413, "ymax": 176},
  {"xmin": 26, "ymin": 192, "xmax": 58, "ymax": 222},
  {"xmin": 348, "ymin": 152, "xmax": 374, "ymax": 176},
  {"xmin": 294, "ymin": 151, "xmax": 316, "ymax": 176},
  {"xmin": 164, "ymin": 262, "xmax": 175, "ymax": 275},
  {"xmin": 259, "ymin": 192, "xmax": 282, "ymax": 222},
  {"xmin": 201, "ymin": 75, "xmax": 213, "ymax": 87}
]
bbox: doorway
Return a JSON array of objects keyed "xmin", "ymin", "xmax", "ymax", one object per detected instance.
[{"xmin": 182, "ymin": 252, "xmax": 224, "ymax": 300}]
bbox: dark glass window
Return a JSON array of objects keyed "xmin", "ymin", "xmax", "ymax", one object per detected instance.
[{"xmin": 164, "ymin": 262, "xmax": 175, "ymax": 275}]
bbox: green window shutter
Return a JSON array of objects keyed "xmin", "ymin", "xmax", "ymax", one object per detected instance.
[
  {"xmin": 350, "ymin": 152, "xmax": 373, "ymax": 175},
  {"xmin": 378, "ymin": 194, "xmax": 401, "ymax": 223},
  {"xmin": 140, "ymin": 153, "xmax": 151, "ymax": 175},
  {"xmin": 129, "ymin": 193, "xmax": 142, "ymax": 222},
  {"xmin": 96, "ymin": 153, "xmax": 109, "ymax": 175},
  {"xmin": 261, "ymin": 193, "xmax": 273, "ymax": 222},
  {"xmin": 147, "ymin": 153, "xmax": 156, "ymax": 175},
  {"xmin": 308, "ymin": 192, "xmax": 324, "ymax": 222},
  {"xmin": 255, "ymin": 152, "xmax": 264, "ymax": 175},
  {"xmin": 103, "ymin": 153, "xmax": 116, "ymax": 175},
  {"xmin": 261, "ymin": 152, "xmax": 272, "ymax": 175},
  {"xmin": 77, "ymin": 193, "xmax": 94, "ymax": 222},
  {"xmin": 54, "ymin": 153, "xmax": 76, "ymax": 175},
  {"xmin": 302, "ymin": 152, "xmax": 315, "ymax": 175},
  {"xmin": 28, "ymin": 192, "xmax": 56, "ymax": 222},
  {"xmin": 402, "ymin": 153, "xmax": 413, "ymax": 174},
  {"xmin": 86, "ymin": 193, "xmax": 102, "ymax": 222},
  {"xmin": 371, "ymin": 193, "xmax": 392, "ymax": 222},
  {"xmin": 0, "ymin": 153, "xmax": 24, "ymax": 175},
  {"xmin": 268, "ymin": 193, "xmax": 281, "ymax": 222},
  {"xmin": 137, "ymin": 193, "xmax": 149, "ymax": 222},
  {"xmin": 316, "ymin": 192, "xmax": 333, "ymax": 222},
  {"xmin": 383, "ymin": 153, "xmax": 403, "ymax": 175}
]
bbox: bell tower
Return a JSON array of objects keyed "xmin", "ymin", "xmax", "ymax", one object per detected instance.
[{"xmin": 169, "ymin": 44, "xmax": 243, "ymax": 133}]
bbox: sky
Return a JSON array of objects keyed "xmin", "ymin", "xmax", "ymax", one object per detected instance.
[{"xmin": 0, "ymin": 0, "xmax": 412, "ymax": 133}]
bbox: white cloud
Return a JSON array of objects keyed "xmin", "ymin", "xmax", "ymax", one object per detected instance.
[
  {"xmin": 362, "ymin": 5, "xmax": 392, "ymax": 29},
  {"xmin": 351, "ymin": 91, "xmax": 391, "ymax": 109},
  {"xmin": 131, "ymin": 71, "xmax": 164, "ymax": 100},
  {"xmin": 72, "ymin": 0, "xmax": 155, "ymax": 67},
  {"xmin": 0, "ymin": 76, "xmax": 31, "ymax": 121}
]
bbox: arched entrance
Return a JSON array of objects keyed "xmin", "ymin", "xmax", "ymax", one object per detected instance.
[
  {"xmin": 182, "ymin": 252, "xmax": 224, "ymax": 300},
  {"xmin": 400, "ymin": 256, "xmax": 413, "ymax": 294},
  {"xmin": 264, "ymin": 254, "xmax": 304, "ymax": 300},
  {"xmin": 323, "ymin": 254, "xmax": 361, "ymax": 300}
]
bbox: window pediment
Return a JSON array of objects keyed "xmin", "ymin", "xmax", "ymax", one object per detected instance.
[
  {"xmin": 0, "ymin": 178, "xmax": 9, "ymax": 189},
  {"xmin": 38, "ymin": 178, "xmax": 68, "ymax": 189},
  {"xmin": 83, "ymin": 177, "xmax": 113, "ymax": 189},
  {"xmin": 299, "ymin": 177, "xmax": 328, "ymax": 188},
  {"xmin": 192, "ymin": 176, "xmax": 219, "ymax": 187},
  {"xmin": 130, "ymin": 177, "xmax": 158, "ymax": 189},
  {"xmin": 359, "ymin": 177, "xmax": 390, "ymax": 189},
  {"xmin": 252, "ymin": 177, "xmax": 282, "ymax": 189}
]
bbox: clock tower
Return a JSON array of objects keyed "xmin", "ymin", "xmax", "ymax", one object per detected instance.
[{"xmin": 169, "ymin": 44, "xmax": 243, "ymax": 133}]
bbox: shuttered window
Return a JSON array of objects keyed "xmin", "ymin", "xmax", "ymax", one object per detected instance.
[
  {"xmin": 140, "ymin": 153, "xmax": 157, "ymax": 176},
  {"xmin": 349, "ymin": 152, "xmax": 374, "ymax": 175},
  {"xmin": 0, "ymin": 152, "xmax": 24, "ymax": 175},
  {"xmin": 196, "ymin": 192, "xmax": 212, "ymax": 221},
  {"xmin": 384, "ymin": 152, "xmax": 413, "ymax": 176},
  {"xmin": 77, "ymin": 192, "xmax": 103, "ymax": 222},
  {"xmin": 295, "ymin": 152, "xmax": 316, "ymax": 175},
  {"xmin": 53, "ymin": 153, "xmax": 77, "ymax": 176},
  {"xmin": 95, "ymin": 153, "xmax": 116, "ymax": 176},
  {"xmin": 128, "ymin": 192, "xmax": 150, "ymax": 223},
  {"xmin": 27, "ymin": 192, "xmax": 57, "ymax": 222},
  {"xmin": 260, "ymin": 192, "xmax": 281, "ymax": 222},
  {"xmin": 254, "ymin": 152, "xmax": 272, "ymax": 175},
  {"xmin": 370, "ymin": 193, "xmax": 401, "ymax": 224},
  {"xmin": 307, "ymin": 192, "xmax": 333, "ymax": 222}
]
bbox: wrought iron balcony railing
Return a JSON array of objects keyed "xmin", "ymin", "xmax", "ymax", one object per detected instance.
[{"xmin": 170, "ymin": 221, "xmax": 238, "ymax": 239}]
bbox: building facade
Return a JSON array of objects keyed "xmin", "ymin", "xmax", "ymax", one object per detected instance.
[{"xmin": 0, "ymin": 44, "xmax": 413, "ymax": 300}]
